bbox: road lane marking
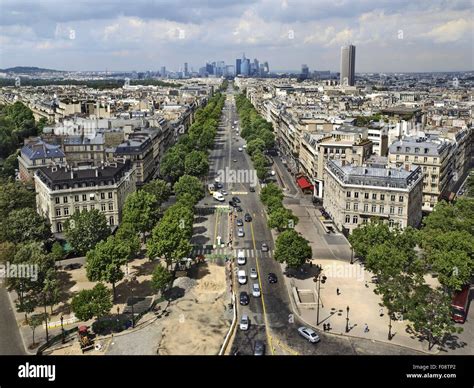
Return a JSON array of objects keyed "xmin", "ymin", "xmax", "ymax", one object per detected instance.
[{"xmin": 250, "ymin": 222, "xmax": 275, "ymax": 355}]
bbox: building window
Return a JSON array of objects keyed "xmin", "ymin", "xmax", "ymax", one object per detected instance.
[
  {"xmin": 345, "ymin": 215, "xmax": 350, "ymax": 223},
  {"xmin": 90, "ymin": 204, "xmax": 95, "ymax": 210},
  {"xmin": 56, "ymin": 208, "xmax": 61, "ymax": 217},
  {"xmin": 398, "ymin": 207, "xmax": 403, "ymax": 215},
  {"xmin": 380, "ymin": 194, "xmax": 385, "ymax": 201},
  {"xmin": 390, "ymin": 206, "xmax": 395, "ymax": 214},
  {"xmin": 346, "ymin": 191, "xmax": 351, "ymax": 198},
  {"xmin": 64, "ymin": 207, "xmax": 69, "ymax": 216},
  {"xmin": 424, "ymin": 157, "xmax": 428, "ymax": 162},
  {"xmin": 55, "ymin": 197, "xmax": 60, "ymax": 204},
  {"xmin": 380, "ymin": 205, "xmax": 384, "ymax": 213},
  {"xmin": 101, "ymin": 193, "xmax": 105, "ymax": 200},
  {"xmin": 389, "ymin": 219, "xmax": 394, "ymax": 227},
  {"xmin": 108, "ymin": 192, "xmax": 113, "ymax": 199},
  {"xmin": 353, "ymin": 203, "xmax": 358, "ymax": 211},
  {"xmin": 82, "ymin": 206, "xmax": 88, "ymax": 211},
  {"xmin": 74, "ymin": 195, "xmax": 79, "ymax": 202},
  {"xmin": 399, "ymin": 196, "xmax": 404, "ymax": 202},
  {"xmin": 414, "ymin": 156, "xmax": 418, "ymax": 162},
  {"xmin": 101, "ymin": 203, "xmax": 106, "ymax": 211},
  {"xmin": 57, "ymin": 222, "xmax": 63, "ymax": 232},
  {"xmin": 108, "ymin": 203, "xmax": 113, "ymax": 211},
  {"xmin": 364, "ymin": 193, "xmax": 369, "ymax": 199},
  {"xmin": 433, "ymin": 158, "xmax": 437, "ymax": 163},
  {"xmin": 109, "ymin": 216, "xmax": 115, "ymax": 226},
  {"xmin": 63, "ymin": 196, "xmax": 68, "ymax": 204},
  {"xmin": 390, "ymin": 195, "xmax": 396, "ymax": 202},
  {"xmin": 362, "ymin": 218, "xmax": 368, "ymax": 224},
  {"xmin": 363, "ymin": 204, "xmax": 368, "ymax": 212},
  {"xmin": 353, "ymin": 216, "xmax": 358, "ymax": 224},
  {"xmin": 396, "ymin": 155, "xmax": 400, "ymax": 161},
  {"xmin": 372, "ymin": 193, "xmax": 377, "ymax": 200},
  {"xmin": 354, "ymin": 192, "xmax": 359, "ymax": 198},
  {"xmin": 75, "ymin": 206, "xmax": 80, "ymax": 213},
  {"xmin": 90, "ymin": 193, "xmax": 95, "ymax": 200},
  {"xmin": 371, "ymin": 205, "xmax": 377, "ymax": 212},
  {"xmin": 82, "ymin": 194, "xmax": 87, "ymax": 201},
  {"xmin": 405, "ymin": 155, "xmax": 409, "ymax": 162}
]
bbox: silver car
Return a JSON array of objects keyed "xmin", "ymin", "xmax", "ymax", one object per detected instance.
[
  {"xmin": 252, "ymin": 283, "xmax": 261, "ymax": 297},
  {"xmin": 237, "ymin": 227, "xmax": 245, "ymax": 237},
  {"xmin": 250, "ymin": 268, "xmax": 258, "ymax": 279},
  {"xmin": 298, "ymin": 327, "xmax": 320, "ymax": 343},
  {"xmin": 239, "ymin": 315, "xmax": 249, "ymax": 331}
]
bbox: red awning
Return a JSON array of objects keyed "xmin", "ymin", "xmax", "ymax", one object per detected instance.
[{"xmin": 297, "ymin": 177, "xmax": 313, "ymax": 191}]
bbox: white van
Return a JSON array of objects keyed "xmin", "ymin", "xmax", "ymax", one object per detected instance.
[
  {"xmin": 237, "ymin": 270, "xmax": 247, "ymax": 285},
  {"xmin": 213, "ymin": 191, "xmax": 225, "ymax": 202}
]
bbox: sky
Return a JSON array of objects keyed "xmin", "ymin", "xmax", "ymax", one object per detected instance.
[{"xmin": 0, "ymin": 0, "xmax": 473, "ymax": 73}]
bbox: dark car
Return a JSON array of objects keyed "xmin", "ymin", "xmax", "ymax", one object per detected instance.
[
  {"xmin": 249, "ymin": 187, "xmax": 255, "ymax": 192},
  {"xmin": 236, "ymin": 206, "xmax": 243, "ymax": 212},
  {"xmin": 229, "ymin": 200, "xmax": 237, "ymax": 207},
  {"xmin": 232, "ymin": 196, "xmax": 241, "ymax": 203},
  {"xmin": 244, "ymin": 213, "xmax": 252, "ymax": 222},
  {"xmin": 239, "ymin": 291, "xmax": 249, "ymax": 305},
  {"xmin": 268, "ymin": 273, "xmax": 277, "ymax": 284},
  {"xmin": 236, "ymin": 219, "xmax": 244, "ymax": 227},
  {"xmin": 254, "ymin": 340, "xmax": 265, "ymax": 356},
  {"xmin": 64, "ymin": 263, "xmax": 82, "ymax": 270}
]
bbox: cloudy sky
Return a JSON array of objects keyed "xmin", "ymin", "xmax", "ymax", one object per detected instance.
[{"xmin": 0, "ymin": 0, "xmax": 472, "ymax": 72}]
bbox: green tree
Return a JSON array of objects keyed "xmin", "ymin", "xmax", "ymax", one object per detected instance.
[
  {"xmin": 122, "ymin": 190, "xmax": 159, "ymax": 236},
  {"xmin": 0, "ymin": 152, "xmax": 19, "ymax": 179},
  {"xmin": 71, "ymin": 283, "xmax": 113, "ymax": 322},
  {"xmin": 65, "ymin": 209, "xmax": 110, "ymax": 255},
  {"xmin": 86, "ymin": 236, "xmax": 129, "ymax": 300},
  {"xmin": 0, "ymin": 208, "xmax": 51, "ymax": 244},
  {"xmin": 115, "ymin": 222, "xmax": 141, "ymax": 260},
  {"xmin": 259, "ymin": 129, "xmax": 275, "ymax": 149},
  {"xmin": 349, "ymin": 221, "xmax": 394, "ymax": 260},
  {"xmin": 0, "ymin": 181, "xmax": 35, "ymax": 219},
  {"xmin": 151, "ymin": 264, "xmax": 173, "ymax": 295},
  {"xmin": 50, "ymin": 242, "xmax": 64, "ymax": 262},
  {"xmin": 184, "ymin": 150, "xmax": 209, "ymax": 177},
  {"xmin": 407, "ymin": 286, "xmax": 462, "ymax": 350},
  {"xmin": 160, "ymin": 147, "xmax": 185, "ymax": 182},
  {"xmin": 274, "ymin": 229, "xmax": 312, "ymax": 268},
  {"xmin": 268, "ymin": 206, "xmax": 299, "ymax": 232},
  {"xmin": 28, "ymin": 314, "xmax": 44, "ymax": 346},
  {"xmin": 173, "ymin": 174, "xmax": 204, "ymax": 205},
  {"xmin": 246, "ymin": 138, "xmax": 266, "ymax": 156},
  {"xmin": 260, "ymin": 182, "xmax": 283, "ymax": 205},
  {"xmin": 142, "ymin": 179, "xmax": 171, "ymax": 205}
]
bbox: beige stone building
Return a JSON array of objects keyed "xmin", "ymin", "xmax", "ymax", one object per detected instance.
[
  {"xmin": 323, "ymin": 160, "xmax": 423, "ymax": 234},
  {"xmin": 34, "ymin": 161, "xmax": 136, "ymax": 234}
]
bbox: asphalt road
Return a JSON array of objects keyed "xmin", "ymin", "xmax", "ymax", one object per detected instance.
[{"xmin": 0, "ymin": 286, "xmax": 25, "ymax": 355}]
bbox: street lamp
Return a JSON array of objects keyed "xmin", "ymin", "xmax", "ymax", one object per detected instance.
[
  {"xmin": 313, "ymin": 271, "xmax": 327, "ymax": 325},
  {"xmin": 350, "ymin": 246, "xmax": 354, "ymax": 265},
  {"xmin": 60, "ymin": 315, "xmax": 65, "ymax": 344},
  {"xmin": 345, "ymin": 306, "xmax": 350, "ymax": 333}
]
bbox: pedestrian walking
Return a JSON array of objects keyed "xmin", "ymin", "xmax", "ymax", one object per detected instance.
[
  {"xmin": 336, "ymin": 288, "xmax": 340, "ymax": 295},
  {"xmin": 379, "ymin": 308, "xmax": 383, "ymax": 317},
  {"xmin": 364, "ymin": 323, "xmax": 369, "ymax": 333},
  {"xmin": 323, "ymin": 323, "xmax": 327, "ymax": 331},
  {"xmin": 365, "ymin": 281, "xmax": 369, "ymax": 288}
]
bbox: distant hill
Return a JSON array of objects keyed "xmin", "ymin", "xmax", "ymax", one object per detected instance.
[{"xmin": 0, "ymin": 66, "xmax": 64, "ymax": 73}]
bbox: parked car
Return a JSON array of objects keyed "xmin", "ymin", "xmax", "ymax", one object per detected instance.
[
  {"xmin": 268, "ymin": 273, "xmax": 278, "ymax": 284},
  {"xmin": 244, "ymin": 213, "xmax": 252, "ymax": 222},
  {"xmin": 237, "ymin": 227, "xmax": 245, "ymax": 237},
  {"xmin": 232, "ymin": 196, "xmax": 241, "ymax": 203},
  {"xmin": 236, "ymin": 219, "xmax": 244, "ymax": 227},
  {"xmin": 220, "ymin": 189, "xmax": 228, "ymax": 195},
  {"xmin": 252, "ymin": 283, "xmax": 261, "ymax": 297},
  {"xmin": 239, "ymin": 291, "xmax": 249, "ymax": 305},
  {"xmin": 238, "ymin": 147, "xmax": 243, "ymax": 152},
  {"xmin": 239, "ymin": 315, "xmax": 249, "ymax": 331},
  {"xmin": 238, "ymin": 270, "xmax": 247, "ymax": 285},
  {"xmin": 249, "ymin": 186, "xmax": 255, "ymax": 192},
  {"xmin": 229, "ymin": 200, "xmax": 236, "ymax": 207},
  {"xmin": 261, "ymin": 243, "xmax": 269, "ymax": 252},
  {"xmin": 254, "ymin": 340, "xmax": 265, "ymax": 355},
  {"xmin": 250, "ymin": 268, "xmax": 258, "ymax": 279},
  {"xmin": 298, "ymin": 327, "xmax": 320, "ymax": 343},
  {"xmin": 237, "ymin": 250, "xmax": 246, "ymax": 265},
  {"xmin": 236, "ymin": 206, "xmax": 243, "ymax": 212},
  {"xmin": 64, "ymin": 263, "xmax": 82, "ymax": 270}
]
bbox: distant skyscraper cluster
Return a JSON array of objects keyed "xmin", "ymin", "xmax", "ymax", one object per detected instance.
[
  {"xmin": 235, "ymin": 53, "xmax": 269, "ymax": 77},
  {"xmin": 340, "ymin": 44, "xmax": 356, "ymax": 86}
]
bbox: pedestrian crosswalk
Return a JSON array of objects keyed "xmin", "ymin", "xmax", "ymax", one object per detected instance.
[{"xmin": 190, "ymin": 246, "xmax": 274, "ymax": 258}]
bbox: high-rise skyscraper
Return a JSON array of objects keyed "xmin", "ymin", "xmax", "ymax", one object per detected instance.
[
  {"xmin": 184, "ymin": 62, "xmax": 188, "ymax": 76},
  {"xmin": 340, "ymin": 44, "xmax": 356, "ymax": 86},
  {"xmin": 241, "ymin": 54, "xmax": 250, "ymax": 76},
  {"xmin": 161, "ymin": 66, "xmax": 166, "ymax": 77},
  {"xmin": 236, "ymin": 58, "xmax": 241, "ymax": 75},
  {"xmin": 301, "ymin": 64, "xmax": 309, "ymax": 79}
]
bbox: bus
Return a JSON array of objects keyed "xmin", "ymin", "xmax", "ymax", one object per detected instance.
[{"xmin": 451, "ymin": 285, "xmax": 470, "ymax": 323}]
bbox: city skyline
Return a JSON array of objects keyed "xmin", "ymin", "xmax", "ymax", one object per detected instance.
[{"xmin": 0, "ymin": 0, "xmax": 472, "ymax": 72}]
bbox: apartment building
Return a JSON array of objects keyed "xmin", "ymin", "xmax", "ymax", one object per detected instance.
[
  {"xmin": 323, "ymin": 159, "xmax": 423, "ymax": 234},
  {"xmin": 18, "ymin": 137, "xmax": 66, "ymax": 182},
  {"xmin": 34, "ymin": 161, "xmax": 136, "ymax": 234},
  {"xmin": 388, "ymin": 135, "xmax": 453, "ymax": 211}
]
